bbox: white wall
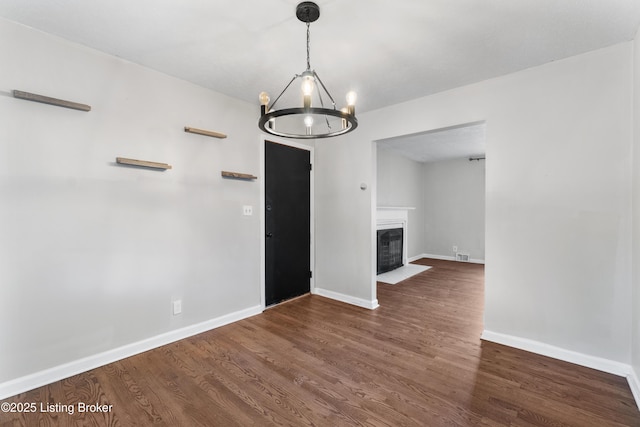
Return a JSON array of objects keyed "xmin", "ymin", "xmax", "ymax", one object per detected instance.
[
  {"xmin": 0, "ymin": 19, "xmax": 262, "ymax": 386},
  {"xmin": 315, "ymin": 135, "xmax": 376, "ymax": 307},
  {"xmin": 376, "ymin": 148, "xmax": 425, "ymax": 258},
  {"xmin": 422, "ymin": 158, "xmax": 485, "ymax": 261},
  {"xmin": 316, "ymin": 42, "xmax": 633, "ymax": 365}
]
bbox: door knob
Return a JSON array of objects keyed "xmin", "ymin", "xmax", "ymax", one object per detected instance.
[{"xmin": 266, "ymin": 232, "xmax": 273, "ymax": 238}]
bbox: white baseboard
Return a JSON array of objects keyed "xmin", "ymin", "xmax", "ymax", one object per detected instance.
[
  {"xmin": 313, "ymin": 287, "xmax": 379, "ymax": 310},
  {"xmin": 481, "ymin": 330, "xmax": 631, "ymax": 376},
  {"xmin": 411, "ymin": 253, "xmax": 485, "ymax": 264},
  {"xmin": 481, "ymin": 330, "xmax": 640, "ymax": 410},
  {"xmin": 628, "ymin": 367, "xmax": 640, "ymax": 411},
  {"xmin": 0, "ymin": 305, "xmax": 263, "ymax": 401}
]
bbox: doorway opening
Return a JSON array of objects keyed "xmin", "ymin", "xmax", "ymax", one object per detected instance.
[{"xmin": 373, "ymin": 120, "xmax": 486, "ymax": 294}]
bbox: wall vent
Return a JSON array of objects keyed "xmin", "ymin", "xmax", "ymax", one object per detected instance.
[{"xmin": 456, "ymin": 253, "xmax": 470, "ymax": 262}]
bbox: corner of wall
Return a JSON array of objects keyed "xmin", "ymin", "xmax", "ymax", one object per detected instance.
[
  {"xmin": 312, "ymin": 288, "xmax": 379, "ymax": 310},
  {"xmin": 632, "ymin": 22, "xmax": 640, "ymax": 411},
  {"xmin": 629, "ymin": 367, "xmax": 640, "ymax": 411}
]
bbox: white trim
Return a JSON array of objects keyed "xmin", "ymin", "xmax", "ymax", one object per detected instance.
[
  {"xmin": 481, "ymin": 330, "xmax": 632, "ymax": 377},
  {"xmin": 482, "ymin": 329, "xmax": 640, "ymax": 409},
  {"xmin": 313, "ymin": 287, "xmax": 380, "ymax": 310},
  {"xmin": 377, "ymin": 206, "xmax": 416, "ymax": 210},
  {"xmin": 628, "ymin": 367, "xmax": 640, "ymax": 411},
  {"xmin": 370, "ymin": 143, "xmax": 379, "ymax": 311},
  {"xmin": 411, "ymin": 253, "xmax": 485, "ymax": 265},
  {"xmin": 260, "ymin": 136, "xmax": 315, "ymax": 309},
  {"xmin": 420, "ymin": 253, "xmax": 456, "ymax": 262},
  {"xmin": 0, "ymin": 305, "xmax": 262, "ymax": 400}
]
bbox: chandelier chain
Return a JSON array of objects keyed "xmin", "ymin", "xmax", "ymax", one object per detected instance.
[{"xmin": 306, "ymin": 22, "xmax": 311, "ymax": 71}]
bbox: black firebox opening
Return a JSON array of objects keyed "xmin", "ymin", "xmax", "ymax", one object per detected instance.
[{"xmin": 377, "ymin": 228, "xmax": 403, "ymax": 274}]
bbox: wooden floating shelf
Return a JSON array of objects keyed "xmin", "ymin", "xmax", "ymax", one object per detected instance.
[
  {"xmin": 221, "ymin": 171, "xmax": 257, "ymax": 180},
  {"xmin": 184, "ymin": 126, "xmax": 227, "ymax": 139},
  {"xmin": 13, "ymin": 90, "xmax": 91, "ymax": 112},
  {"xmin": 116, "ymin": 157, "xmax": 172, "ymax": 170}
]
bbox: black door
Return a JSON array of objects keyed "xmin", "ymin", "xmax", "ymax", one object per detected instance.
[{"xmin": 265, "ymin": 141, "xmax": 311, "ymax": 306}]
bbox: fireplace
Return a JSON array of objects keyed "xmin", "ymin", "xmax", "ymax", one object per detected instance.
[
  {"xmin": 376, "ymin": 207, "xmax": 413, "ymax": 275},
  {"xmin": 377, "ymin": 228, "xmax": 403, "ymax": 274}
]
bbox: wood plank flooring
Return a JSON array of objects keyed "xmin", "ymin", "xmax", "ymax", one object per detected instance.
[{"xmin": 1, "ymin": 258, "xmax": 639, "ymax": 426}]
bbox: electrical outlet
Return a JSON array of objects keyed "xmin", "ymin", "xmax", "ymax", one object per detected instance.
[
  {"xmin": 243, "ymin": 205, "xmax": 253, "ymax": 216},
  {"xmin": 453, "ymin": 245, "xmax": 458, "ymax": 253},
  {"xmin": 172, "ymin": 299, "xmax": 182, "ymax": 315}
]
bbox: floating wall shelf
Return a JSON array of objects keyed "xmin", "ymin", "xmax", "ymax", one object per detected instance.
[
  {"xmin": 221, "ymin": 171, "xmax": 257, "ymax": 180},
  {"xmin": 184, "ymin": 126, "xmax": 227, "ymax": 139},
  {"xmin": 13, "ymin": 90, "xmax": 91, "ymax": 112},
  {"xmin": 116, "ymin": 157, "xmax": 172, "ymax": 170}
]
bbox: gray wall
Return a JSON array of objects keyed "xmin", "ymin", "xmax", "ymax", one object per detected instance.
[
  {"xmin": 0, "ymin": 18, "xmax": 261, "ymax": 385},
  {"xmin": 422, "ymin": 158, "xmax": 485, "ymax": 261}
]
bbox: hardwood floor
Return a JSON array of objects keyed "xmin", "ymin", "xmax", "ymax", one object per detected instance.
[{"xmin": 1, "ymin": 258, "xmax": 639, "ymax": 426}]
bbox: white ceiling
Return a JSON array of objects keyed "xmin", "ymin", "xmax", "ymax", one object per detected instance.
[
  {"xmin": 377, "ymin": 122, "xmax": 486, "ymax": 163},
  {"xmin": 1, "ymin": 0, "xmax": 640, "ymax": 115}
]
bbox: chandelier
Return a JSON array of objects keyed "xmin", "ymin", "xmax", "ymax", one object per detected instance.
[{"xmin": 258, "ymin": 1, "xmax": 358, "ymax": 139}]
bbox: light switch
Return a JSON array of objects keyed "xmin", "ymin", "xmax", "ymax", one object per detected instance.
[{"xmin": 173, "ymin": 300, "xmax": 182, "ymax": 315}]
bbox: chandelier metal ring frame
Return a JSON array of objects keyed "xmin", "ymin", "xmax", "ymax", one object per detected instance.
[{"xmin": 258, "ymin": 1, "xmax": 358, "ymax": 139}]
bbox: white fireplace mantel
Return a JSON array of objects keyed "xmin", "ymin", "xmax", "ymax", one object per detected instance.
[
  {"xmin": 376, "ymin": 206, "xmax": 415, "ymax": 228},
  {"xmin": 377, "ymin": 206, "xmax": 416, "ymax": 211}
]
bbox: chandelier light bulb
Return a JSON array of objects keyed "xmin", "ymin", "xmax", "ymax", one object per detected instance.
[
  {"xmin": 301, "ymin": 73, "xmax": 315, "ymax": 109},
  {"xmin": 259, "ymin": 91, "xmax": 270, "ymax": 115},
  {"xmin": 304, "ymin": 115, "xmax": 314, "ymax": 135},
  {"xmin": 304, "ymin": 115, "xmax": 314, "ymax": 128},
  {"xmin": 346, "ymin": 91, "xmax": 357, "ymax": 106},
  {"xmin": 346, "ymin": 91, "xmax": 357, "ymax": 115},
  {"xmin": 301, "ymin": 75, "xmax": 315, "ymax": 96},
  {"xmin": 259, "ymin": 91, "xmax": 270, "ymax": 106}
]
